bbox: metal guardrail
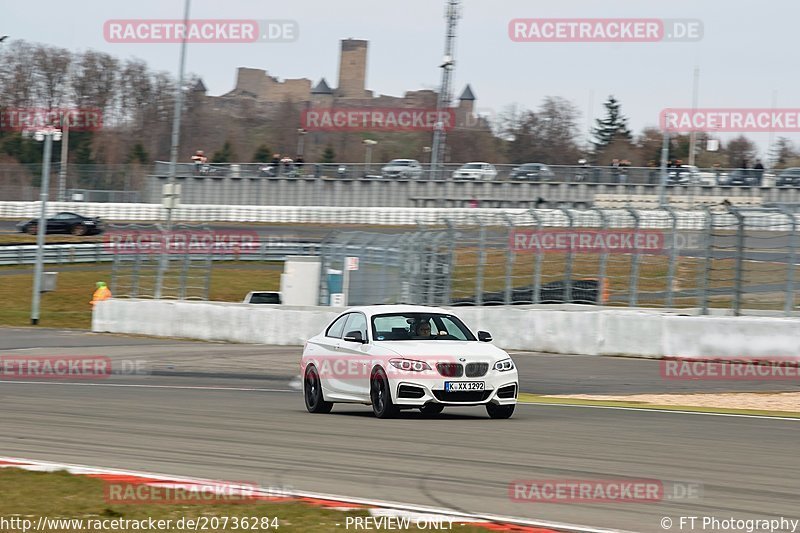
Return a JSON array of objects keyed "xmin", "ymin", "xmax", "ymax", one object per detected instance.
[{"xmin": 0, "ymin": 242, "xmax": 321, "ymax": 266}]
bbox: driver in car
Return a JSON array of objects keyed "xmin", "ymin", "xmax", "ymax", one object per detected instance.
[{"xmin": 414, "ymin": 321, "xmax": 433, "ymax": 338}]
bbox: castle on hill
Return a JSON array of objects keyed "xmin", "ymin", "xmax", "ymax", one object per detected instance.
[{"xmin": 193, "ymin": 39, "xmax": 482, "ymax": 128}]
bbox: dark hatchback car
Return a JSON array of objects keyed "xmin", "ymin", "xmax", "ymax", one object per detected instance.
[
  {"xmin": 776, "ymin": 167, "xmax": 800, "ymax": 186},
  {"xmin": 509, "ymin": 163, "xmax": 555, "ymax": 181},
  {"xmin": 17, "ymin": 212, "xmax": 104, "ymax": 236}
]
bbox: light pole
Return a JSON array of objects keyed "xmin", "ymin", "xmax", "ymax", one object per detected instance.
[
  {"xmin": 363, "ymin": 139, "xmax": 377, "ymax": 175},
  {"xmin": 659, "ymin": 112, "xmax": 670, "ymax": 208},
  {"xmin": 29, "ymin": 126, "xmax": 62, "ymax": 325},
  {"xmin": 57, "ymin": 113, "xmax": 70, "ymax": 202},
  {"xmin": 296, "ymin": 128, "xmax": 307, "ymax": 158},
  {"xmin": 155, "ymin": 0, "xmax": 191, "ymax": 299}
]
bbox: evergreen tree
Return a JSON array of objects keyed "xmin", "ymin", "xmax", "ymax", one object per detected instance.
[
  {"xmin": 592, "ymin": 95, "xmax": 632, "ymax": 150},
  {"xmin": 126, "ymin": 142, "xmax": 149, "ymax": 164},
  {"xmin": 321, "ymin": 146, "xmax": 336, "ymax": 164},
  {"xmin": 252, "ymin": 144, "xmax": 272, "ymax": 163},
  {"xmin": 212, "ymin": 140, "xmax": 236, "ymax": 163}
]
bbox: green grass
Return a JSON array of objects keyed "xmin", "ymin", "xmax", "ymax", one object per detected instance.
[
  {"xmin": 517, "ymin": 393, "xmax": 800, "ymax": 418},
  {"xmin": 0, "ymin": 261, "xmax": 282, "ymax": 330},
  {"xmin": 0, "ymin": 469, "xmax": 492, "ymax": 532}
]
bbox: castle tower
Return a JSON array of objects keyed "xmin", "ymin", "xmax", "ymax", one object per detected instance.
[
  {"xmin": 336, "ymin": 39, "xmax": 368, "ymax": 99},
  {"xmin": 311, "ymin": 78, "xmax": 334, "ymax": 107}
]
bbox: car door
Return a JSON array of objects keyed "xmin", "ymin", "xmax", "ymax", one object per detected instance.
[
  {"xmin": 311, "ymin": 313, "xmax": 349, "ymax": 398},
  {"xmin": 49, "ymin": 213, "xmax": 69, "ymax": 233},
  {"xmin": 336, "ymin": 312, "xmax": 372, "ymax": 401}
]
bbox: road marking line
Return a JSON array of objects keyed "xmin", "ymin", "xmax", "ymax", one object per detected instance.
[
  {"xmin": 518, "ymin": 401, "xmax": 800, "ymax": 421},
  {"xmin": 0, "ymin": 380, "xmax": 294, "ymax": 392}
]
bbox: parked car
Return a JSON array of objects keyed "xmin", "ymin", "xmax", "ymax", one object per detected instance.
[
  {"xmin": 509, "ymin": 163, "xmax": 555, "ymax": 181},
  {"xmin": 776, "ymin": 167, "xmax": 800, "ymax": 186},
  {"xmin": 380, "ymin": 159, "xmax": 423, "ymax": 179},
  {"xmin": 667, "ymin": 165, "xmax": 717, "ymax": 185},
  {"xmin": 719, "ymin": 169, "xmax": 758, "ymax": 186},
  {"xmin": 17, "ymin": 212, "xmax": 103, "ymax": 236},
  {"xmin": 452, "ymin": 162, "xmax": 497, "ymax": 181},
  {"xmin": 242, "ymin": 291, "xmax": 282, "ymax": 304},
  {"xmin": 301, "ymin": 305, "xmax": 518, "ymax": 419}
]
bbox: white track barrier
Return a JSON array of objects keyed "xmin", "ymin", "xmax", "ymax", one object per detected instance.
[
  {"xmin": 3, "ymin": 201, "xmax": 798, "ymax": 229},
  {"xmin": 93, "ymin": 300, "xmax": 800, "ymax": 359}
]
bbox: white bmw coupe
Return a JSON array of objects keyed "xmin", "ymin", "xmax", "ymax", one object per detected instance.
[{"xmin": 301, "ymin": 305, "xmax": 518, "ymax": 419}]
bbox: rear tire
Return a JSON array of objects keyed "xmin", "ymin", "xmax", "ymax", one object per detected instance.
[
  {"xmin": 419, "ymin": 403, "xmax": 444, "ymax": 416},
  {"xmin": 486, "ymin": 402, "xmax": 515, "ymax": 419},
  {"xmin": 304, "ymin": 366, "xmax": 333, "ymax": 414},
  {"xmin": 370, "ymin": 367, "xmax": 399, "ymax": 419}
]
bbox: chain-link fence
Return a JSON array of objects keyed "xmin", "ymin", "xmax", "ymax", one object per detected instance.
[
  {"xmin": 318, "ymin": 207, "xmax": 800, "ymax": 316},
  {"xmin": 110, "ymin": 223, "xmax": 212, "ymax": 300}
]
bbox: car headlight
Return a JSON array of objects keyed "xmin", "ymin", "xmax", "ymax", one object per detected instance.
[
  {"xmin": 494, "ymin": 358, "xmax": 515, "ymax": 372},
  {"xmin": 389, "ymin": 359, "xmax": 431, "ymax": 372}
]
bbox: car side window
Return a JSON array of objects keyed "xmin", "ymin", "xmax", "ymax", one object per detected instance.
[
  {"xmin": 326, "ymin": 314, "xmax": 349, "ymax": 339},
  {"xmin": 343, "ymin": 312, "xmax": 368, "ymax": 342}
]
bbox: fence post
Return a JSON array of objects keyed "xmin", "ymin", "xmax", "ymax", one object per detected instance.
[
  {"xmin": 778, "ymin": 207, "xmax": 797, "ymax": 315},
  {"xmin": 474, "ymin": 215, "xmax": 486, "ymax": 306},
  {"xmin": 700, "ymin": 207, "xmax": 713, "ymax": 315},
  {"xmin": 729, "ymin": 206, "xmax": 745, "ymax": 316},
  {"xmin": 590, "ymin": 207, "xmax": 609, "ymax": 306},
  {"xmin": 444, "ymin": 217, "xmax": 456, "ymax": 306},
  {"xmin": 527, "ymin": 208, "xmax": 543, "ymax": 304},
  {"xmin": 502, "ymin": 214, "xmax": 515, "ymax": 305},
  {"xmin": 624, "ymin": 207, "xmax": 641, "ymax": 307},
  {"xmin": 559, "ymin": 207, "xmax": 574, "ymax": 303},
  {"xmin": 663, "ymin": 206, "xmax": 678, "ymax": 308}
]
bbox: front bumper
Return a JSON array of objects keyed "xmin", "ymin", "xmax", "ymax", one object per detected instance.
[{"xmin": 388, "ymin": 370, "xmax": 519, "ymax": 407}]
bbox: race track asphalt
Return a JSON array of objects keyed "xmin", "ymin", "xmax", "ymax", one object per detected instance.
[{"xmin": 1, "ymin": 329, "xmax": 799, "ymax": 532}]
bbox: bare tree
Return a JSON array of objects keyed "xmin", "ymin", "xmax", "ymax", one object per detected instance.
[{"xmin": 32, "ymin": 44, "xmax": 71, "ymax": 110}]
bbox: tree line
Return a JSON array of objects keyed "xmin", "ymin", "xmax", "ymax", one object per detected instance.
[{"xmin": 2, "ymin": 39, "xmax": 798, "ymax": 178}]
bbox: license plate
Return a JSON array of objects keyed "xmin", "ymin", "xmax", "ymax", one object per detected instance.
[{"xmin": 445, "ymin": 381, "xmax": 485, "ymax": 392}]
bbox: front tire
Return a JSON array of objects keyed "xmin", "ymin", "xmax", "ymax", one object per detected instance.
[
  {"xmin": 27, "ymin": 224, "xmax": 38, "ymax": 235},
  {"xmin": 304, "ymin": 366, "xmax": 332, "ymax": 414},
  {"xmin": 486, "ymin": 402, "xmax": 515, "ymax": 419},
  {"xmin": 370, "ymin": 367, "xmax": 399, "ymax": 419},
  {"xmin": 71, "ymin": 224, "xmax": 87, "ymax": 236}
]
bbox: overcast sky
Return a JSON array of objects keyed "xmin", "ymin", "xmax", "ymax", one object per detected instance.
[{"xmin": 4, "ymin": 0, "xmax": 798, "ymax": 156}]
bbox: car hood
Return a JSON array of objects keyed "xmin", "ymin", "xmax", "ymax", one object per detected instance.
[{"xmin": 377, "ymin": 340, "xmax": 509, "ymax": 362}]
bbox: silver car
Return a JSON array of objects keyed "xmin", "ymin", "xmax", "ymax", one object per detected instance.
[{"xmin": 381, "ymin": 159, "xmax": 423, "ymax": 179}]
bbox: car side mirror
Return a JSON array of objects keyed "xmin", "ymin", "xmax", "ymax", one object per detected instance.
[
  {"xmin": 343, "ymin": 331, "xmax": 365, "ymax": 343},
  {"xmin": 478, "ymin": 331, "xmax": 492, "ymax": 342}
]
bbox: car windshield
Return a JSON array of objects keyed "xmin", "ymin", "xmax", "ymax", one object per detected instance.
[
  {"xmin": 371, "ymin": 312, "xmax": 476, "ymax": 341},
  {"xmin": 388, "ymin": 160, "xmax": 410, "ymax": 166},
  {"xmin": 462, "ymin": 163, "xmax": 483, "ymax": 169}
]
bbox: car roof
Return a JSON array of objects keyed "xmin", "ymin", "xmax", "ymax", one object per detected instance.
[{"xmin": 343, "ymin": 304, "xmax": 454, "ymax": 317}]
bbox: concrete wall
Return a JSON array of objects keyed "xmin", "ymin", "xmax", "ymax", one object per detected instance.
[
  {"xmin": 92, "ymin": 299, "xmax": 800, "ymax": 359},
  {"xmin": 142, "ymin": 175, "xmax": 800, "ymax": 208}
]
